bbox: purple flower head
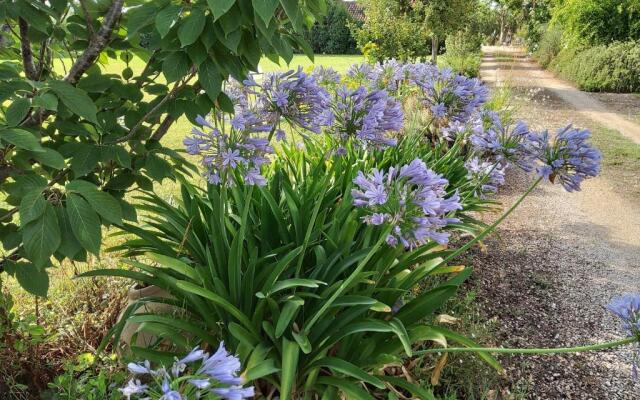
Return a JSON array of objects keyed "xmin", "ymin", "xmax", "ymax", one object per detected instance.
[
  {"xmin": 346, "ymin": 62, "xmax": 374, "ymax": 85},
  {"xmin": 160, "ymin": 379, "xmax": 182, "ymax": 400},
  {"xmin": 198, "ymin": 342, "xmax": 243, "ymax": 386},
  {"xmin": 213, "ymin": 386, "xmax": 256, "ymax": 400},
  {"xmin": 417, "ymin": 67, "xmax": 488, "ymax": 123},
  {"xmin": 119, "ymin": 380, "xmax": 148, "ymax": 399},
  {"xmin": 528, "ymin": 125, "xmax": 601, "ymax": 192},
  {"xmin": 369, "ymin": 59, "xmax": 404, "ymax": 92},
  {"xmin": 184, "ymin": 115, "xmax": 273, "ymax": 187},
  {"xmin": 311, "ymin": 66, "xmax": 341, "ymax": 87},
  {"xmin": 246, "ymin": 68, "xmax": 332, "ymax": 133},
  {"xmin": 607, "ymin": 294, "xmax": 640, "ymax": 379},
  {"xmin": 352, "ymin": 159, "xmax": 462, "ymax": 248},
  {"xmin": 464, "ymin": 157, "xmax": 506, "ymax": 198},
  {"xmin": 470, "ymin": 113, "xmax": 536, "ymax": 172},
  {"xmin": 330, "ymin": 85, "xmax": 403, "ymax": 149},
  {"xmin": 120, "ymin": 344, "xmax": 254, "ymax": 399}
]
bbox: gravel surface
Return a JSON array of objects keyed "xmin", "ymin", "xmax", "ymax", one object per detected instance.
[{"xmin": 472, "ymin": 47, "xmax": 640, "ymax": 399}]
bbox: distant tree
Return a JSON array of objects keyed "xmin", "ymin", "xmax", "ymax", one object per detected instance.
[{"xmin": 305, "ymin": 0, "xmax": 360, "ymax": 54}]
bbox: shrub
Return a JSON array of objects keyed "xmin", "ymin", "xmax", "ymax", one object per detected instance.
[
  {"xmin": 551, "ymin": 41, "xmax": 640, "ymax": 92},
  {"xmin": 355, "ymin": 0, "xmax": 430, "ymax": 61},
  {"xmin": 304, "ymin": 0, "xmax": 360, "ymax": 55},
  {"xmin": 552, "ymin": 0, "xmax": 640, "ymax": 47},
  {"xmin": 535, "ymin": 24, "xmax": 564, "ymax": 68},
  {"xmin": 442, "ymin": 31, "xmax": 483, "ymax": 77}
]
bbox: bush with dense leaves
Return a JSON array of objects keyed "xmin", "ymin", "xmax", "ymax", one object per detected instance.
[
  {"xmin": 550, "ymin": 41, "xmax": 640, "ymax": 92},
  {"xmin": 304, "ymin": 0, "xmax": 360, "ymax": 54},
  {"xmin": 552, "ymin": 0, "xmax": 640, "ymax": 47},
  {"xmin": 534, "ymin": 24, "xmax": 564, "ymax": 68}
]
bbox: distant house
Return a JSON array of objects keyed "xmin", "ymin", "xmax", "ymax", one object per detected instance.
[{"xmin": 341, "ymin": 0, "xmax": 364, "ymax": 22}]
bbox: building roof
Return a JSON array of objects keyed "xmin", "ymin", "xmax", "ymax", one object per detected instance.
[{"xmin": 341, "ymin": 1, "xmax": 364, "ymax": 21}]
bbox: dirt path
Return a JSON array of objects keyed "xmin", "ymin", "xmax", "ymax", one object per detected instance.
[
  {"xmin": 481, "ymin": 46, "xmax": 640, "ymax": 145},
  {"xmin": 473, "ymin": 47, "xmax": 640, "ymax": 399}
]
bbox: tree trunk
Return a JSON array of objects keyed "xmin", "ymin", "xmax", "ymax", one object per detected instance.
[
  {"xmin": 431, "ymin": 35, "xmax": 439, "ymax": 64},
  {"xmin": 499, "ymin": 13, "xmax": 505, "ymax": 44}
]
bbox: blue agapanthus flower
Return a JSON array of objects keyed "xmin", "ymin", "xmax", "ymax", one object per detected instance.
[
  {"xmin": 184, "ymin": 115, "xmax": 273, "ymax": 186},
  {"xmin": 245, "ymin": 68, "xmax": 333, "ymax": 133},
  {"xmin": 529, "ymin": 125, "xmax": 602, "ymax": 192},
  {"xmin": 464, "ymin": 157, "xmax": 507, "ymax": 197},
  {"xmin": 607, "ymin": 294, "xmax": 640, "ymax": 379},
  {"xmin": 352, "ymin": 158, "xmax": 462, "ymax": 247},
  {"xmin": 470, "ymin": 112, "xmax": 535, "ymax": 172},
  {"xmin": 330, "ymin": 85, "xmax": 403, "ymax": 149},
  {"xmin": 311, "ymin": 66, "xmax": 341, "ymax": 87},
  {"xmin": 123, "ymin": 343, "xmax": 254, "ymax": 399},
  {"xmin": 416, "ymin": 67, "xmax": 489, "ymax": 124},
  {"xmin": 369, "ymin": 58, "xmax": 404, "ymax": 92},
  {"xmin": 346, "ymin": 62, "xmax": 374, "ymax": 85}
]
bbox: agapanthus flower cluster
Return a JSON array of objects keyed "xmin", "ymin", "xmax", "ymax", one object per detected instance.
[
  {"xmin": 311, "ymin": 66, "xmax": 341, "ymax": 88},
  {"xmin": 470, "ymin": 113, "xmax": 535, "ymax": 172},
  {"xmin": 346, "ymin": 62, "xmax": 374, "ymax": 86},
  {"xmin": 244, "ymin": 68, "xmax": 333, "ymax": 133},
  {"xmin": 464, "ymin": 157, "xmax": 507, "ymax": 197},
  {"xmin": 417, "ymin": 68, "xmax": 489, "ymax": 124},
  {"xmin": 330, "ymin": 85, "xmax": 403, "ymax": 149},
  {"xmin": 184, "ymin": 115, "xmax": 273, "ymax": 186},
  {"xmin": 368, "ymin": 59, "xmax": 404, "ymax": 93},
  {"xmin": 351, "ymin": 159, "xmax": 462, "ymax": 247},
  {"xmin": 528, "ymin": 125, "xmax": 602, "ymax": 192},
  {"xmin": 120, "ymin": 342, "xmax": 254, "ymax": 400},
  {"xmin": 607, "ymin": 294, "xmax": 640, "ymax": 378}
]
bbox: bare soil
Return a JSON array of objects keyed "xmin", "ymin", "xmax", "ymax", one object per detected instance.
[{"xmin": 473, "ymin": 47, "xmax": 640, "ymax": 399}]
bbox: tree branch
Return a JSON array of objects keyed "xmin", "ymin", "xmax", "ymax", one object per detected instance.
[
  {"xmin": 113, "ymin": 74, "xmax": 194, "ymax": 144},
  {"xmin": 65, "ymin": 0, "xmax": 124, "ymax": 85},
  {"xmin": 150, "ymin": 114, "xmax": 176, "ymax": 142},
  {"xmin": 18, "ymin": 18, "xmax": 38, "ymax": 80},
  {"xmin": 23, "ymin": 0, "xmax": 124, "ymax": 127}
]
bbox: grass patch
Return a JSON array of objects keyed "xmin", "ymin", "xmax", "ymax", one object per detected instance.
[
  {"xmin": 259, "ymin": 54, "xmax": 363, "ymax": 74},
  {"xmin": 589, "ymin": 125, "xmax": 640, "ymax": 199}
]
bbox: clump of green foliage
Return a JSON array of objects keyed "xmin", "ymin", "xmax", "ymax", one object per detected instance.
[
  {"xmin": 552, "ymin": 0, "xmax": 640, "ymax": 47},
  {"xmin": 550, "ymin": 41, "xmax": 640, "ymax": 92},
  {"xmin": 442, "ymin": 30, "xmax": 483, "ymax": 77},
  {"xmin": 534, "ymin": 24, "xmax": 564, "ymax": 68},
  {"xmin": 355, "ymin": 0, "xmax": 430, "ymax": 61},
  {"xmin": 304, "ymin": 0, "xmax": 360, "ymax": 55}
]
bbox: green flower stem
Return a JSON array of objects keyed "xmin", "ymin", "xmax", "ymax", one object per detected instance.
[
  {"xmin": 441, "ymin": 176, "xmax": 543, "ymax": 267},
  {"xmin": 414, "ymin": 337, "xmax": 637, "ymax": 356}
]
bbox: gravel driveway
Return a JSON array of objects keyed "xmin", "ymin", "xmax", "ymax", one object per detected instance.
[{"xmin": 472, "ymin": 47, "xmax": 640, "ymax": 399}]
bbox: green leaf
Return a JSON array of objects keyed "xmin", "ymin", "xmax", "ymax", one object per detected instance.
[
  {"xmin": 15, "ymin": 262, "xmax": 49, "ymax": 297},
  {"xmin": 55, "ymin": 206, "xmax": 83, "ymax": 259},
  {"xmin": 69, "ymin": 143, "xmax": 100, "ymax": 177},
  {"xmin": 0, "ymin": 128, "xmax": 43, "ymax": 152},
  {"xmin": 162, "ymin": 52, "xmax": 191, "ymax": 82},
  {"xmin": 145, "ymin": 253, "xmax": 198, "ymax": 281},
  {"xmin": 279, "ymin": 0, "xmax": 303, "ymax": 32},
  {"xmin": 22, "ymin": 203, "xmax": 60, "ymax": 269},
  {"xmin": 5, "ymin": 98, "xmax": 31, "ymax": 126},
  {"xmin": 66, "ymin": 193, "xmax": 102, "ymax": 255},
  {"xmin": 270, "ymin": 278, "xmax": 325, "ymax": 295},
  {"xmin": 178, "ymin": 8, "xmax": 206, "ymax": 47},
  {"xmin": 145, "ymin": 154, "xmax": 171, "ymax": 181},
  {"xmin": 275, "ymin": 299, "xmax": 303, "ymax": 338},
  {"xmin": 32, "ymin": 148, "xmax": 65, "ymax": 169},
  {"xmin": 49, "ymin": 81, "xmax": 98, "ymax": 124},
  {"xmin": 33, "ymin": 92, "xmax": 58, "ymax": 111},
  {"xmin": 19, "ymin": 189, "xmax": 47, "ymax": 227},
  {"xmin": 427, "ymin": 325, "xmax": 504, "ymax": 373},
  {"xmin": 316, "ymin": 376, "xmax": 375, "ymax": 400},
  {"xmin": 395, "ymin": 285, "xmax": 458, "ymax": 325},
  {"xmin": 313, "ymin": 359, "xmax": 385, "ymax": 389},
  {"xmin": 208, "ymin": 0, "xmax": 235, "ymax": 20},
  {"xmin": 252, "ymin": 0, "xmax": 279, "ymax": 25},
  {"xmin": 198, "ymin": 60, "xmax": 222, "ymax": 102},
  {"xmin": 66, "ymin": 180, "xmax": 123, "ymax": 226},
  {"xmin": 245, "ymin": 359, "xmax": 280, "ymax": 381},
  {"xmin": 156, "ymin": 4, "xmax": 181, "ymax": 38},
  {"xmin": 280, "ymin": 337, "xmax": 299, "ymax": 400}
]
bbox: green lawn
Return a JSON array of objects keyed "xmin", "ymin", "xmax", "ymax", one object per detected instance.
[{"xmin": 259, "ymin": 54, "xmax": 363, "ymax": 74}]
